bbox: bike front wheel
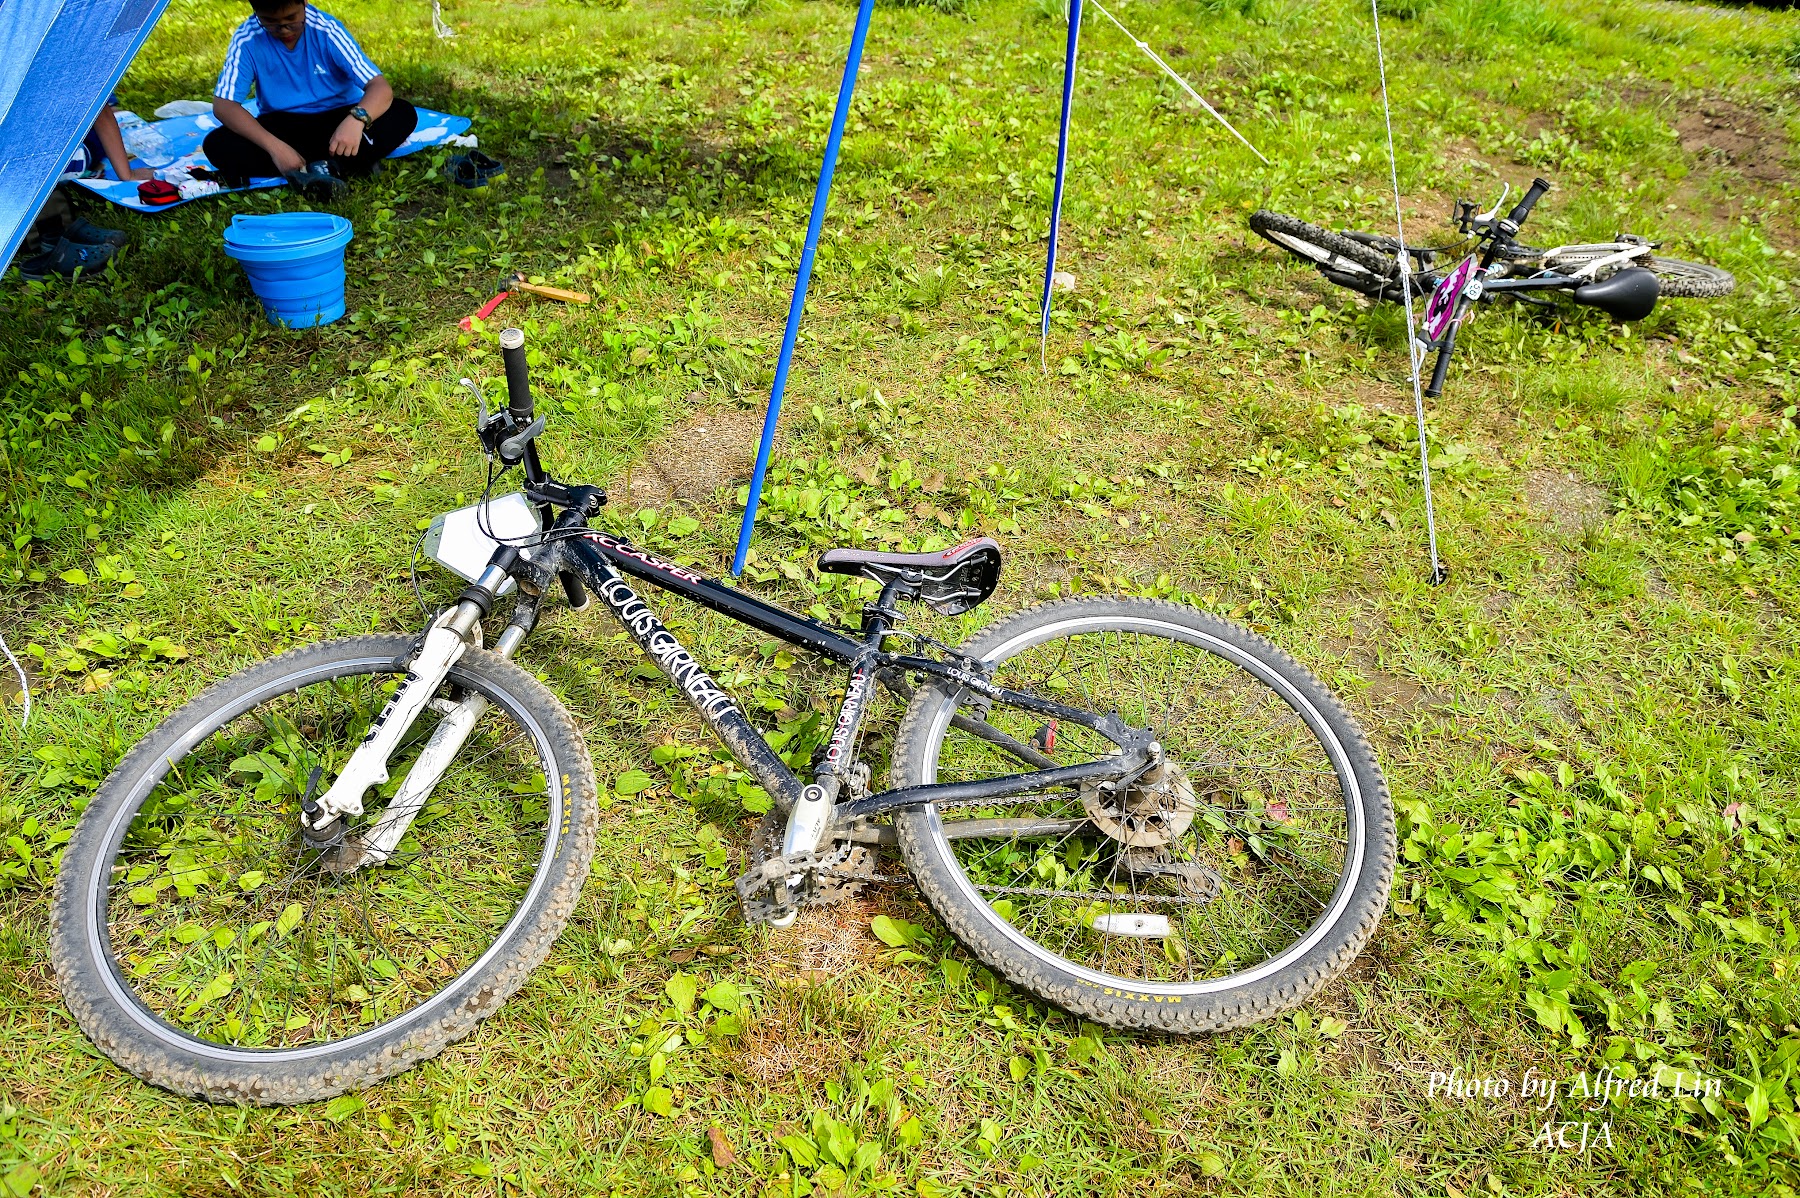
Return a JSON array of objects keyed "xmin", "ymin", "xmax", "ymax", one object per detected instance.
[
  {"xmin": 50, "ymin": 635, "xmax": 598, "ymax": 1104},
  {"xmin": 892, "ymin": 598, "xmax": 1394, "ymax": 1032}
]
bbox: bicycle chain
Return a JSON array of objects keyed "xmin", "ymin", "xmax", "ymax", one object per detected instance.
[
  {"xmin": 734, "ymin": 812, "xmax": 1232, "ymax": 928},
  {"xmin": 733, "ymin": 756, "xmax": 1251, "ymax": 926},
  {"xmin": 977, "ymin": 881, "xmax": 1217, "ymax": 907}
]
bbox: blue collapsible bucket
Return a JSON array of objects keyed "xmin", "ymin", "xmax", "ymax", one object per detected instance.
[{"xmin": 222, "ymin": 213, "xmax": 354, "ymax": 328}]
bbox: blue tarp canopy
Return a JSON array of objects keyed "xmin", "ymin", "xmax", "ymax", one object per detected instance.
[{"xmin": 0, "ymin": 0, "xmax": 173, "ymax": 267}]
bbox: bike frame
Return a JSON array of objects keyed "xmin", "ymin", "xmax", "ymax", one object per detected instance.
[
  {"xmin": 544, "ymin": 524, "xmax": 1152, "ymax": 823},
  {"xmin": 310, "ymin": 327, "xmax": 1157, "ymax": 876}
]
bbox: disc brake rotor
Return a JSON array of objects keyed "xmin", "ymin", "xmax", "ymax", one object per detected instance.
[{"xmin": 1080, "ymin": 759, "xmax": 1197, "ymax": 849}]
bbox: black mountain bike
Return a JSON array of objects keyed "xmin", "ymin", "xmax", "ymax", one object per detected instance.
[
  {"xmin": 1253, "ymin": 176, "xmax": 1733, "ymax": 313},
  {"xmin": 1253, "ymin": 178, "xmax": 1734, "ymax": 397},
  {"xmin": 51, "ymin": 330, "xmax": 1394, "ymax": 1104}
]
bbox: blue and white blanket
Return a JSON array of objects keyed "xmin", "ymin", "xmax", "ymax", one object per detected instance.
[{"xmin": 72, "ymin": 102, "xmax": 473, "ymax": 212}]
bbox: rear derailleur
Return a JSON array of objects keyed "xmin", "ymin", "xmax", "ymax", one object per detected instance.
[{"xmin": 1120, "ymin": 846, "xmax": 1223, "ymax": 901}]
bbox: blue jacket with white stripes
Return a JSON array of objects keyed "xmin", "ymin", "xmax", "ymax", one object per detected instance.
[{"xmin": 214, "ymin": 7, "xmax": 383, "ymax": 115}]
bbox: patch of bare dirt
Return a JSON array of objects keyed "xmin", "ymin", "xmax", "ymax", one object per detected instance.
[
  {"xmin": 1525, "ymin": 468, "xmax": 1608, "ymax": 535},
  {"xmin": 0, "ymin": 651, "xmax": 36, "ymax": 708},
  {"xmin": 726, "ymin": 947, "xmax": 878, "ymax": 1086},
  {"xmin": 1360, "ymin": 669, "xmax": 1451, "ymax": 715},
  {"xmin": 758, "ymin": 893, "xmax": 886, "ymax": 982},
  {"xmin": 1324, "ymin": 610, "xmax": 1453, "ymax": 717},
  {"xmin": 616, "ymin": 399, "xmax": 769, "ymax": 509},
  {"xmin": 1677, "ymin": 97, "xmax": 1790, "ymax": 184}
]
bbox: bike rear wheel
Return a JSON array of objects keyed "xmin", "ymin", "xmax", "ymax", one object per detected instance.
[
  {"xmin": 1533, "ymin": 244, "xmax": 1736, "ymax": 298},
  {"xmin": 50, "ymin": 635, "xmax": 598, "ymax": 1104},
  {"xmin": 892, "ymin": 598, "xmax": 1394, "ymax": 1032},
  {"xmin": 1645, "ymin": 256, "xmax": 1736, "ymax": 298}
]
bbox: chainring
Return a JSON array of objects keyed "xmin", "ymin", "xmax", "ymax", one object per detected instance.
[{"xmin": 734, "ymin": 811, "xmax": 888, "ymax": 926}]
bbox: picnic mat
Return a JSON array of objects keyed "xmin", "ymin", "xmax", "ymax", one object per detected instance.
[{"xmin": 72, "ymin": 103, "xmax": 473, "ymax": 213}]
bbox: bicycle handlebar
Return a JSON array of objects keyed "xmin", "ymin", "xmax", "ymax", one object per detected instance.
[
  {"xmin": 487, "ymin": 328, "xmax": 592, "ymax": 611},
  {"xmin": 499, "ymin": 327, "xmax": 533, "ymax": 420},
  {"xmin": 1504, "ymin": 177, "xmax": 1552, "ymax": 232}
]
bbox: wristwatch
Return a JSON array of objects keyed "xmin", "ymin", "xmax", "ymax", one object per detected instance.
[{"xmin": 350, "ymin": 106, "xmax": 372, "ymax": 126}]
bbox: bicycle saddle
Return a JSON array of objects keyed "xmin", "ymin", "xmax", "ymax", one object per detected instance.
[
  {"xmin": 818, "ymin": 537, "xmax": 1002, "ymax": 615},
  {"xmin": 1573, "ymin": 267, "xmax": 1659, "ymax": 321}
]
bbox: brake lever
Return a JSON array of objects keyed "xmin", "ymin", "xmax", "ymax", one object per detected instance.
[
  {"xmin": 1473, "ymin": 182, "xmax": 1511, "ymax": 225},
  {"xmin": 461, "ymin": 377, "xmax": 498, "ymax": 429},
  {"xmin": 464, "ymin": 377, "xmax": 516, "ymax": 465}
]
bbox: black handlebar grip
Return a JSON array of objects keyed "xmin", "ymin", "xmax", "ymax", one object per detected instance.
[
  {"xmin": 1506, "ymin": 177, "xmax": 1552, "ymax": 230},
  {"xmin": 1426, "ymin": 342, "xmax": 1453, "ymax": 399},
  {"xmin": 499, "ymin": 327, "xmax": 533, "ymax": 419},
  {"xmin": 1425, "ymin": 324, "xmax": 1458, "ymax": 398}
]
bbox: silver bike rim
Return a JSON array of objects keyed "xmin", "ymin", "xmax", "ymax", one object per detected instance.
[
  {"xmin": 83, "ymin": 650, "xmax": 564, "ymax": 1064},
  {"xmin": 917, "ymin": 612, "xmax": 1366, "ymax": 997},
  {"xmin": 1265, "ymin": 230, "xmax": 1378, "ymax": 275}
]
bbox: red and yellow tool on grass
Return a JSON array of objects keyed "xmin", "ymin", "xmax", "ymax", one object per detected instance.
[{"xmin": 460, "ymin": 271, "xmax": 591, "ymax": 330}]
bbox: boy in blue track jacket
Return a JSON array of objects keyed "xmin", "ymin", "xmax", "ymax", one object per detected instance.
[{"xmin": 205, "ymin": 0, "xmax": 416, "ymax": 197}]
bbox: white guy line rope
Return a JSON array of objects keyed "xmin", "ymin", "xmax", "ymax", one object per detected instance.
[
  {"xmin": 1, "ymin": 633, "xmax": 29, "ymax": 731},
  {"xmin": 1370, "ymin": 0, "xmax": 1444, "ymax": 583},
  {"xmin": 432, "ymin": 0, "xmax": 456, "ymax": 39},
  {"xmin": 1086, "ymin": 0, "xmax": 1270, "ymax": 166}
]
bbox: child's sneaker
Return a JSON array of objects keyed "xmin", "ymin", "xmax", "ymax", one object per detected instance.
[{"xmin": 285, "ymin": 161, "xmax": 346, "ymax": 203}]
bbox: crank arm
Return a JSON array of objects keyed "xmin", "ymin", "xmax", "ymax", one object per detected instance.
[
  {"xmin": 308, "ymin": 623, "xmax": 469, "ymax": 829},
  {"xmin": 350, "ymin": 691, "xmax": 489, "ymax": 867}
]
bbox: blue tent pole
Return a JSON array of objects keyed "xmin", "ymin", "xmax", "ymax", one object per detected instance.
[
  {"xmin": 1039, "ymin": 0, "xmax": 1083, "ymax": 355},
  {"xmin": 732, "ymin": 0, "xmax": 876, "ymax": 577}
]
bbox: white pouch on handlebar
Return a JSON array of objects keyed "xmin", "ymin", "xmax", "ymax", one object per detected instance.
[{"xmin": 422, "ymin": 492, "xmax": 542, "ymax": 596}]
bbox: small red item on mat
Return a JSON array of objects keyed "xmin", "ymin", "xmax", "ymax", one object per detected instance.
[
  {"xmin": 137, "ymin": 180, "xmax": 180, "ymax": 206},
  {"xmin": 458, "ymin": 289, "xmax": 509, "ymax": 330}
]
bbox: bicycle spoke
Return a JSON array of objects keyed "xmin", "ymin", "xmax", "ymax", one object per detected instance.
[{"xmin": 927, "ymin": 620, "xmax": 1358, "ymax": 992}]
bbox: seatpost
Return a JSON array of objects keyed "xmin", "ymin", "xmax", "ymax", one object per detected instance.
[{"xmin": 861, "ymin": 575, "xmax": 910, "ymax": 643}]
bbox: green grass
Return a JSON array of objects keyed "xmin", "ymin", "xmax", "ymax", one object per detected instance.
[{"xmin": 3, "ymin": 0, "xmax": 1799, "ymax": 1192}]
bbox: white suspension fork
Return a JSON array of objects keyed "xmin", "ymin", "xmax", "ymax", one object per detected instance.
[
  {"xmin": 306, "ymin": 557, "xmax": 515, "ymax": 836},
  {"xmin": 306, "ymin": 618, "xmax": 471, "ymax": 830},
  {"xmin": 352, "ymin": 690, "xmax": 489, "ymax": 865},
  {"xmin": 329, "ymin": 611, "xmax": 533, "ymax": 869}
]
